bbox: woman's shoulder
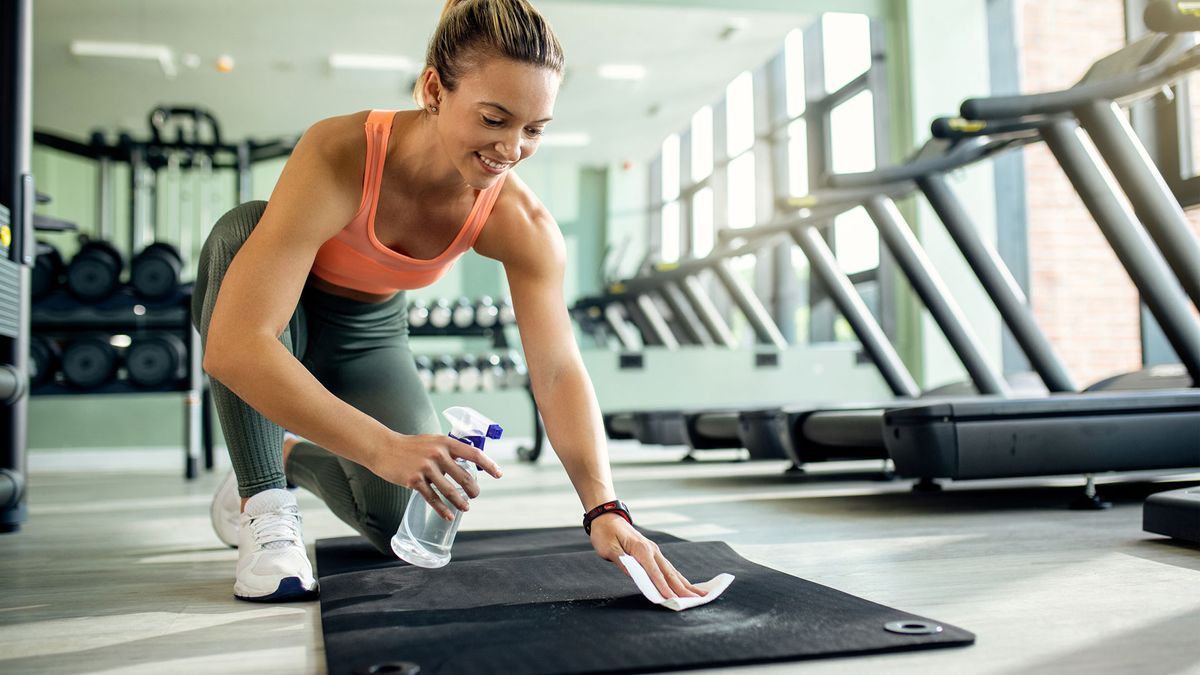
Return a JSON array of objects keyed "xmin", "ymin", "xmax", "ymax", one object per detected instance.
[
  {"xmin": 492, "ymin": 171, "xmax": 552, "ymax": 230},
  {"xmin": 301, "ymin": 112, "xmax": 371, "ymax": 162},
  {"xmin": 474, "ymin": 171, "xmax": 562, "ymax": 266},
  {"xmin": 288, "ymin": 111, "xmax": 383, "ymax": 195}
]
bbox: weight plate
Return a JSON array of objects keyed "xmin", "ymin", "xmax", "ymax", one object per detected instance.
[{"xmin": 62, "ymin": 338, "xmax": 117, "ymax": 389}]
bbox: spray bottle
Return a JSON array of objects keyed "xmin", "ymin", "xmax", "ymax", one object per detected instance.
[{"xmin": 390, "ymin": 406, "xmax": 503, "ymax": 568}]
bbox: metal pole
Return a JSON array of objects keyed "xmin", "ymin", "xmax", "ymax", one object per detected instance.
[
  {"xmin": 184, "ymin": 327, "xmax": 203, "ymax": 479},
  {"xmin": 791, "ymin": 225, "xmax": 921, "ymax": 398},
  {"xmin": 1041, "ymin": 118, "xmax": 1200, "ymax": 382},
  {"xmin": 660, "ymin": 280, "xmax": 711, "ymax": 345},
  {"xmin": 634, "ymin": 294, "xmax": 680, "ymax": 350},
  {"xmin": 602, "ymin": 303, "xmax": 641, "ymax": 351},
  {"xmin": 1076, "ymin": 100, "xmax": 1200, "ymax": 309},
  {"xmin": 863, "ymin": 195, "xmax": 1010, "ymax": 395},
  {"xmin": 680, "ymin": 275, "xmax": 738, "ymax": 348},
  {"xmin": 918, "ymin": 173, "xmax": 1079, "ymax": 392},
  {"xmin": 129, "ymin": 145, "xmax": 145, "ymax": 255},
  {"xmin": 1, "ymin": 0, "xmax": 32, "ymax": 533},
  {"xmin": 712, "ymin": 259, "xmax": 789, "ymax": 350},
  {"xmin": 237, "ymin": 142, "xmax": 252, "ymax": 204},
  {"xmin": 97, "ymin": 156, "xmax": 114, "ymax": 241}
]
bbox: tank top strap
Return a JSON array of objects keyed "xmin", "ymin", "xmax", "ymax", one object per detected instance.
[{"xmin": 360, "ymin": 110, "xmax": 398, "ymax": 218}]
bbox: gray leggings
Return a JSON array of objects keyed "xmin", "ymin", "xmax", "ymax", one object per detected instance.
[{"xmin": 192, "ymin": 201, "xmax": 440, "ymax": 554}]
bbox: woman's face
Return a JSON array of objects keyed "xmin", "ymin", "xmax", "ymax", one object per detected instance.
[{"xmin": 433, "ymin": 57, "xmax": 561, "ymax": 189}]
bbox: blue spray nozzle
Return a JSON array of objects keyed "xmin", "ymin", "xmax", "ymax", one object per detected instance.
[{"xmin": 443, "ymin": 407, "xmax": 503, "ymax": 454}]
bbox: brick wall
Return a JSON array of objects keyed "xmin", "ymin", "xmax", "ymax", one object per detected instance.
[{"xmin": 1018, "ymin": 0, "xmax": 1142, "ymax": 385}]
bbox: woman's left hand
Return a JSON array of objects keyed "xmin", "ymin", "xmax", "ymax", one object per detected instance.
[{"xmin": 589, "ymin": 515, "xmax": 704, "ymax": 599}]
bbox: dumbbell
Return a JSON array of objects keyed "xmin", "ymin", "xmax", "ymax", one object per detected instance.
[
  {"xmin": 32, "ymin": 241, "xmax": 66, "ymax": 300},
  {"xmin": 126, "ymin": 332, "xmax": 187, "ymax": 388},
  {"xmin": 131, "ymin": 242, "xmax": 183, "ymax": 301},
  {"xmin": 479, "ymin": 352, "xmax": 506, "ymax": 392},
  {"xmin": 429, "ymin": 298, "xmax": 453, "ymax": 329},
  {"xmin": 475, "ymin": 296, "xmax": 499, "ymax": 328},
  {"xmin": 413, "ymin": 355, "xmax": 434, "ymax": 392},
  {"xmin": 432, "ymin": 355, "xmax": 459, "ymax": 393},
  {"xmin": 497, "ymin": 297, "xmax": 516, "ymax": 325},
  {"xmin": 29, "ymin": 335, "xmax": 61, "ymax": 388},
  {"xmin": 61, "ymin": 334, "xmax": 119, "ymax": 389},
  {"xmin": 452, "ymin": 296, "xmax": 476, "ymax": 329},
  {"xmin": 456, "ymin": 354, "xmax": 481, "ymax": 392},
  {"xmin": 407, "ymin": 298, "xmax": 430, "ymax": 329},
  {"xmin": 67, "ymin": 240, "xmax": 124, "ymax": 302}
]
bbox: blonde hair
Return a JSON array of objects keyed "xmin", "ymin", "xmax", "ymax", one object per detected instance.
[{"xmin": 413, "ymin": 0, "xmax": 565, "ymax": 107}]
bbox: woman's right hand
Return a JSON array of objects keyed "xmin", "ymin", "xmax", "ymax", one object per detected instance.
[{"xmin": 368, "ymin": 433, "xmax": 504, "ymax": 521}]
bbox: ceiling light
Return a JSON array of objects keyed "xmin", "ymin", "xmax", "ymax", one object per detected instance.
[
  {"xmin": 69, "ymin": 40, "xmax": 176, "ymax": 78},
  {"xmin": 597, "ymin": 64, "xmax": 646, "ymax": 81},
  {"xmin": 539, "ymin": 132, "xmax": 591, "ymax": 147},
  {"xmin": 328, "ymin": 53, "xmax": 417, "ymax": 72}
]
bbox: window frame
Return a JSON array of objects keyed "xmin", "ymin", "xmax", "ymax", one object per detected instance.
[{"xmin": 645, "ymin": 12, "xmax": 894, "ymax": 346}]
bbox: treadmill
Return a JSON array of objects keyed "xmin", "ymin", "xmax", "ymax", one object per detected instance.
[
  {"xmin": 594, "ymin": 192, "xmax": 921, "ymax": 458},
  {"xmin": 723, "ymin": 134, "xmax": 1071, "ymax": 470},
  {"xmin": 584, "ymin": 225, "xmax": 798, "ymax": 450},
  {"xmin": 1138, "ymin": 0, "xmax": 1200, "ymax": 547},
  {"xmin": 599, "ymin": 136, "xmax": 1062, "ymax": 462},
  {"xmin": 681, "ymin": 26, "xmax": 1200, "ymax": 487},
  {"xmin": 880, "ymin": 23, "xmax": 1200, "ymax": 494}
]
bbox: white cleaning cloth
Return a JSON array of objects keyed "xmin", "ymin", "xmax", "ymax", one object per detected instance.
[{"xmin": 619, "ymin": 555, "xmax": 735, "ymax": 611}]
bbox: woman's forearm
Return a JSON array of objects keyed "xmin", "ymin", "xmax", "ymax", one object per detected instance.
[
  {"xmin": 204, "ymin": 334, "xmax": 393, "ymax": 466},
  {"xmin": 531, "ymin": 362, "xmax": 616, "ymax": 510}
]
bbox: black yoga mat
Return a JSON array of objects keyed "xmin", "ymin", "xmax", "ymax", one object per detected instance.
[{"xmin": 316, "ymin": 528, "xmax": 973, "ymax": 675}]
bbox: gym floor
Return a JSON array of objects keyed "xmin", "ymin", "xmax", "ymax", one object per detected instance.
[{"xmin": 2, "ymin": 442, "xmax": 1198, "ymax": 675}]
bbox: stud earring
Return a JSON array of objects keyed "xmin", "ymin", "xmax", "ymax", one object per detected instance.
[{"xmin": 429, "ymin": 105, "xmax": 439, "ymax": 114}]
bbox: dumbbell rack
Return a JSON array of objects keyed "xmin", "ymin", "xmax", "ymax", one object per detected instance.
[
  {"xmin": 30, "ymin": 284, "xmax": 207, "ymax": 478},
  {"xmin": 407, "ymin": 318, "xmax": 545, "ymax": 463}
]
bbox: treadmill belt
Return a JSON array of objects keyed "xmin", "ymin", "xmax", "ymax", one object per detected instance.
[{"xmin": 316, "ymin": 527, "xmax": 974, "ymax": 675}]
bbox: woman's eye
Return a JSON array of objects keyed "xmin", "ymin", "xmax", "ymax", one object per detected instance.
[
  {"xmin": 526, "ymin": 127, "xmax": 545, "ymax": 137},
  {"xmin": 483, "ymin": 117, "xmax": 503, "ymax": 127}
]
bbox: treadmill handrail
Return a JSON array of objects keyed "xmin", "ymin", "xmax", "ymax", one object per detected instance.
[
  {"xmin": 960, "ymin": 33, "xmax": 1200, "ymax": 120},
  {"xmin": 827, "ymin": 135, "xmax": 1030, "ymax": 189},
  {"xmin": 714, "ymin": 183, "xmax": 914, "ymax": 246}
]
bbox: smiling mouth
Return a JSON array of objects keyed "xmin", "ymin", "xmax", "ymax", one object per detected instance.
[{"xmin": 476, "ymin": 153, "xmax": 511, "ymax": 172}]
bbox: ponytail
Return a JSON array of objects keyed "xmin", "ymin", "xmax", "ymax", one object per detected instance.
[{"xmin": 413, "ymin": 0, "xmax": 565, "ymax": 108}]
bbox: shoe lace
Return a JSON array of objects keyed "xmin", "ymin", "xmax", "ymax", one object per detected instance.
[{"xmin": 248, "ymin": 505, "xmax": 303, "ymax": 550}]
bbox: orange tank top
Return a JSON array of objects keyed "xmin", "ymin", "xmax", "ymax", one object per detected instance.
[{"xmin": 310, "ymin": 110, "xmax": 508, "ymax": 294}]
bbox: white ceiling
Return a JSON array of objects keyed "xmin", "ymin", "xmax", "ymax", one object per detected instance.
[{"xmin": 31, "ymin": 0, "xmax": 815, "ymax": 167}]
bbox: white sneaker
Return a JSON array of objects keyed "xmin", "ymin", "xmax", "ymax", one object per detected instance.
[
  {"xmin": 234, "ymin": 489, "xmax": 319, "ymax": 602},
  {"xmin": 210, "ymin": 469, "xmax": 240, "ymax": 549},
  {"xmin": 211, "ymin": 433, "xmax": 302, "ymax": 548}
]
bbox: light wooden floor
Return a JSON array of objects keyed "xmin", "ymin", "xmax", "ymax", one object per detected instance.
[{"xmin": 2, "ymin": 442, "xmax": 1199, "ymax": 675}]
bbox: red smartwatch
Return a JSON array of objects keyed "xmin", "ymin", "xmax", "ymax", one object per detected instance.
[{"xmin": 583, "ymin": 499, "xmax": 633, "ymax": 534}]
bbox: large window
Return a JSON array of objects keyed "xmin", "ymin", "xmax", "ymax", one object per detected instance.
[
  {"xmin": 659, "ymin": 134, "xmax": 681, "ymax": 262},
  {"xmin": 691, "ymin": 106, "xmax": 713, "ymax": 183},
  {"xmin": 822, "ymin": 13, "xmax": 873, "ymax": 93},
  {"xmin": 645, "ymin": 12, "xmax": 889, "ymax": 346},
  {"xmin": 725, "ymin": 72, "xmax": 758, "ymax": 233}
]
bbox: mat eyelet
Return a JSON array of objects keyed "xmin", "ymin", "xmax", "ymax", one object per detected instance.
[{"xmin": 884, "ymin": 620, "xmax": 944, "ymax": 636}]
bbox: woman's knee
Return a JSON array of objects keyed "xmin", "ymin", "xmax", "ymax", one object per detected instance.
[
  {"xmin": 191, "ymin": 201, "xmax": 269, "ymax": 331},
  {"xmin": 360, "ymin": 506, "xmax": 406, "ymax": 556},
  {"xmin": 205, "ymin": 201, "xmax": 268, "ymax": 257}
]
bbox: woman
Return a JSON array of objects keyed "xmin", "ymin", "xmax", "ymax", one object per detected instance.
[{"xmin": 195, "ymin": 0, "xmax": 702, "ymax": 603}]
